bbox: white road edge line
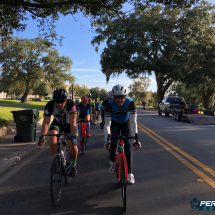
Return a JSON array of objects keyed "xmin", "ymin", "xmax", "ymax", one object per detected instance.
[
  {"xmin": 208, "ymin": 125, "xmax": 215, "ymax": 127},
  {"xmin": 0, "ymin": 147, "xmax": 48, "ymax": 185}
]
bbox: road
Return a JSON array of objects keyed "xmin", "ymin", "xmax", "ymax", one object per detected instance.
[{"xmin": 0, "ymin": 108, "xmax": 215, "ymax": 215}]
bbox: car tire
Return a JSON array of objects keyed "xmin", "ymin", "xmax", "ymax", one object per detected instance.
[
  {"xmin": 174, "ymin": 112, "xmax": 177, "ymax": 120},
  {"xmin": 176, "ymin": 112, "xmax": 181, "ymax": 121}
]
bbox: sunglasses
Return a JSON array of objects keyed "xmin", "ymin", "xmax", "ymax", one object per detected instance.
[
  {"xmin": 56, "ymin": 100, "xmax": 66, "ymax": 104},
  {"xmin": 114, "ymin": 96, "xmax": 126, "ymax": 100}
]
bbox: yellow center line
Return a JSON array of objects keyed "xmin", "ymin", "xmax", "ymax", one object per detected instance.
[
  {"xmin": 137, "ymin": 123, "xmax": 215, "ymax": 190},
  {"xmin": 137, "ymin": 121, "xmax": 215, "ymax": 178}
]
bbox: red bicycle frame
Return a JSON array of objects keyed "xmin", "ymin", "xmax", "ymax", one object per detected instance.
[
  {"xmin": 80, "ymin": 122, "xmax": 87, "ymax": 143},
  {"xmin": 116, "ymin": 141, "xmax": 128, "ymax": 181}
]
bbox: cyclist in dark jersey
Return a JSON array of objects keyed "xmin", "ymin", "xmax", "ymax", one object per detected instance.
[
  {"xmin": 95, "ymin": 99, "xmax": 100, "ymax": 121},
  {"xmin": 104, "ymin": 84, "xmax": 141, "ymax": 184},
  {"xmin": 77, "ymin": 96, "xmax": 92, "ymax": 145},
  {"xmin": 100, "ymin": 91, "xmax": 113, "ymax": 129},
  {"xmin": 37, "ymin": 88, "xmax": 78, "ymax": 176}
]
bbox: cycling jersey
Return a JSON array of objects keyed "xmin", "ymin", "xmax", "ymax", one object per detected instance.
[
  {"xmin": 77, "ymin": 103, "xmax": 92, "ymax": 115},
  {"xmin": 104, "ymin": 97, "xmax": 136, "ymax": 123},
  {"xmin": 90, "ymin": 101, "xmax": 95, "ymax": 111},
  {"xmin": 101, "ymin": 98, "xmax": 111, "ymax": 121},
  {"xmin": 44, "ymin": 99, "xmax": 77, "ymax": 124},
  {"xmin": 95, "ymin": 103, "xmax": 99, "ymax": 109}
]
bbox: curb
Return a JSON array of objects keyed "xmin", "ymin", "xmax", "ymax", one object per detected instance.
[{"xmin": 0, "ymin": 140, "xmax": 48, "ymax": 175}]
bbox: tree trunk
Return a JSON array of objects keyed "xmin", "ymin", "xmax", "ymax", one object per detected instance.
[
  {"xmin": 156, "ymin": 73, "xmax": 173, "ymax": 105},
  {"xmin": 21, "ymin": 81, "xmax": 30, "ymax": 103}
]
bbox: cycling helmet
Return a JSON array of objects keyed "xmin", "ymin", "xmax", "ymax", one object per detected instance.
[
  {"xmin": 75, "ymin": 99, "xmax": 80, "ymax": 104},
  {"xmin": 53, "ymin": 88, "xmax": 68, "ymax": 102},
  {"xmin": 89, "ymin": 98, "xmax": 92, "ymax": 102},
  {"xmin": 112, "ymin": 84, "xmax": 127, "ymax": 96},
  {"xmin": 108, "ymin": 91, "xmax": 113, "ymax": 98},
  {"xmin": 81, "ymin": 96, "xmax": 88, "ymax": 102}
]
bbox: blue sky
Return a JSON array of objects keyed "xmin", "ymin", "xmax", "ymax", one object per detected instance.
[{"xmin": 15, "ymin": 0, "xmax": 214, "ymax": 93}]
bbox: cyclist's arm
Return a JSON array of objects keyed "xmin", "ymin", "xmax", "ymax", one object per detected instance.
[
  {"xmin": 68, "ymin": 103, "xmax": 77, "ymax": 136},
  {"xmin": 41, "ymin": 116, "xmax": 51, "ymax": 136},
  {"xmin": 129, "ymin": 101, "xmax": 138, "ymax": 137},
  {"xmin": 69, "ymin": 114, "xmax": 77, "ymax": 136},
  {"xmin": 104, "ymin": 103, "xmax": 112, "ymax": 142}
]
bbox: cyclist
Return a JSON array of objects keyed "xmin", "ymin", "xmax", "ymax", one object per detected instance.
[
  {"xmin": 89, "ymin": 98, "xmax": 96, "ymax": 125},
  {"xmin": 75, "ymin": 99, "xmax": 80, "ymax": 107},
  {"xmin": 104, "ymin": 84, "xmax": 141, "ymax": 184},
  {"xmin": 100, "ymin": 91, "xmax": 113, "ymax": 130},
  {"xmin": 37, "ymin": 88, "xmax": 78, "ymax": 176},
  {"xmin": 77, "ymin": 96, "xmax": 92, "ymax": 145},
  {"xmin": 95, "ymin": 99, "xmax": 100, "ymax": 121}
]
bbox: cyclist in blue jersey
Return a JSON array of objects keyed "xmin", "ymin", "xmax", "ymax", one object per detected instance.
[
  {"xmin": 104, "ymin": 84, "xmax": 141, "ymax": 184},
  {"xmin": 77, "ymin": 96, "xmax": 92, "ymax": 145}
]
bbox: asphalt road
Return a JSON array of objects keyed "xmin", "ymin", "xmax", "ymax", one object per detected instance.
[{"xmin": 1, "ymin": 108, "xmax": 215, "ymax": 215}]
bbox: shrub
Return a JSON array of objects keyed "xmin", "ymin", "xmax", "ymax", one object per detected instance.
[{"xmin": 0, "ymin": 117, "xmax": 8, "ymax": 127}]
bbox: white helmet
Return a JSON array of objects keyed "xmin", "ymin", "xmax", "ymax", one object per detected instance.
[
  {"xmin": 112, "ymin": 84, "xmax": 127, "ymax": 96},
  {"xmin": 108, "ymin": 91, "xmax": 113, "ymax": 98}
]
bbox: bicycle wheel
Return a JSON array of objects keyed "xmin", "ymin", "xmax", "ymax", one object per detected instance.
[
  {"xmin": 64, "ymin": 150, "xmax": 72, "ymax": 184},
  {"xmin": 82, "ymin": 130, "xmax": 86, "ymax": 155},
  {"xmin": 120, "ymin": 156, "xmax": 127, "ymax": 212},
  {"xmin": 50, "ymin": 155, "xmax": 62, "ymax": 206}
]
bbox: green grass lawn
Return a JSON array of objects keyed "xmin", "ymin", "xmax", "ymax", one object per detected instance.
[
  {"xmin": 0, "ymin": 107, "xmax": 44, "ymax": 123},
  {"xmin": 0, "ymin": 99, "xmax": 46, "ymax": 110}
]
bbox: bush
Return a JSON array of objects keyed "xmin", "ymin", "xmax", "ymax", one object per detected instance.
[{"xmin": 0, "ymin": 117, "xmax": 8, "ymax": 127}]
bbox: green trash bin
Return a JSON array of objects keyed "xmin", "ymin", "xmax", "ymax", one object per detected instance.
[{"xmin": 11, "ymin": 109, "xmax": 40, "ymax": 142}]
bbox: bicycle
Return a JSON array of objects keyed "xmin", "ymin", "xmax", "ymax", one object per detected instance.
[
  {"xmin": 45, "ymin": 132, "xmax": 76, "ymax": 206},
  {"xmin": 77, "ymin": 119, "xmax": 89, "ymax": 155},
  {"xmin": 107, "ymin": 134, "xmax": 136, "ymax": 212}
]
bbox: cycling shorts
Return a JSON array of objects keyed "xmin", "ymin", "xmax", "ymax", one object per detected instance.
[
  {"xmin": 79, "ymin": 114, "xmax": 89, "ymax": 120},
  {"xmin": 49, "ymin": 120, "xmax": 70, "ymax": 133}
]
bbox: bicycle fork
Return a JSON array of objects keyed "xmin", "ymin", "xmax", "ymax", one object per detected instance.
[{"xmin": 116, "ymin": 142, "xmax": 128, "ymax": 181}]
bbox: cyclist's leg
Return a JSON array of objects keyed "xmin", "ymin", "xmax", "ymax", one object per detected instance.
[
  {"xmin": 65, "ymin": 124, "xmax": 78, "ymax": 165},
  {"xmin": 48, "ymin": 120, "xmax": 61, "ymax": 157},
  {"xmin": 110, "ymin": 120, "xmax": 120, "ymax": 162},
  {"xmin": 85, "ymin": 114, "xmax": 91, "ymax": 136},
  {"xmin": 121, "ymin": 120, "xmax": 132, "ymax": 174}
]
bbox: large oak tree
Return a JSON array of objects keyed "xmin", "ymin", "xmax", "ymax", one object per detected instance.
[
  {"xmin": 0, "ymin": 0, "xmax": 200, "ymax": 40},
  {"xmin": 0, "ymin": 37, "xmax": 75, "ymax": 102}
]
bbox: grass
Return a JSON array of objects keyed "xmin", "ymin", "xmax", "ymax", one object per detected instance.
[
  {"xmin": 0, "ymin": 107, "xmax": 44, "ymax": 123},
  {"xmin": 0, "ymin": 99, "xmax": 46, "ymax": 110}
]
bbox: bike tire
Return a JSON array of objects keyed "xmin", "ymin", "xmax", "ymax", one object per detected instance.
[
  {"xmin": 120, "ymin": 156, "xmax": 127, "ymax": 212},
  {"xmin": 64, "ymin": 151, "xmax": 72, "ymax": 184},
  {"xmin": 50, "ymin": 155, "xmax": 62, "ymax": 206}
]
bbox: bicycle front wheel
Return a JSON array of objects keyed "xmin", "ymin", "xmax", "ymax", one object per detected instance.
[
  {"xmin": 50, "ymin": 155, "xmax": 62, "ymax": 206},
  {"xmin": 65, "ymin": 150, "xmax": 72, "ymax": 184},
  {"xmin": 120, "ymin": 156, "xmax": 127, "ymax": 212}
]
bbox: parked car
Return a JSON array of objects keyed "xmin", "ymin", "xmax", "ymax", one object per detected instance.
[
  {"xmin": 32, "ymin": 98, "xmax": 42, "ymax": 101},
  {"xmin": 158, "ymin": 97, "xmax": 183, "ymax": 117},
  {"xmin": 16, "ymin": 97, "xmax": 29, "ymax": 101}
]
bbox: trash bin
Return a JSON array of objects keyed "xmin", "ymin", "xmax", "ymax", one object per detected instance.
[{"xmin": 11, "ymin": 109, "xmax": 39, "ymax": 142}]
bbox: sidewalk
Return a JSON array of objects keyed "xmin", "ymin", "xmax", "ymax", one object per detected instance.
[{"xmin": 0, "ymin": 118, "xmax": 47, "ymax": 174}]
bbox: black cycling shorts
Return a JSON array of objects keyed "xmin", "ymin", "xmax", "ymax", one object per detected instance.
[
  {"xmin": 49, "ymin": 120, "xmax": 70, "ymax": 133},
  {"xmin": 95, "ymin": 108, "xmax": 98, "ymax": 111},
  {"xmin": 79, "ymin": 114, "xmax": 89, "ymax": 120}
]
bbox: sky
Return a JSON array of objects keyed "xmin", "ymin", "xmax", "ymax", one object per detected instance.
[{"xmin": 14, "ymin": 0, "xmax": 215, "ymax": 94}]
